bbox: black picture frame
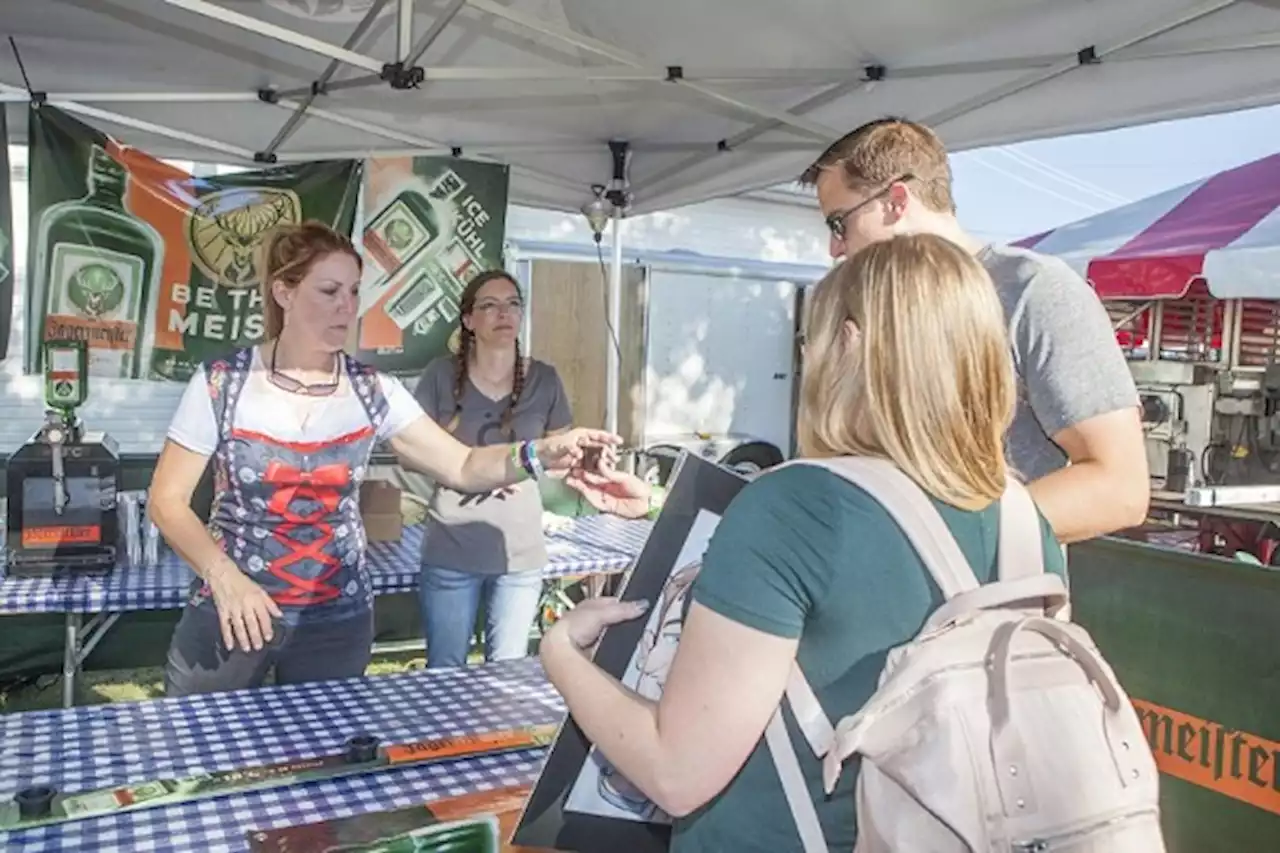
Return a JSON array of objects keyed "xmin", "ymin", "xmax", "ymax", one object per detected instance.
[{"xmin": 512, "ymin": 452, "xmax": 750, "ymax": 852}]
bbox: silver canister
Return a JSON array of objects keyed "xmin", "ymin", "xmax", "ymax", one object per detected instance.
[{"xmin": 118, "ymin": 491, "xmax": 143, "ymax": 568}]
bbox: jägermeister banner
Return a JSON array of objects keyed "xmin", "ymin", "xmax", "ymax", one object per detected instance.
[
  {"xmin": 353, "ymin": 155, "xmax": 510, "ymax": 375},
  {"xmin": 24, "ymin": 104, "xmax": 361, "ymax": 381},
  {"xmin": 0, "ymin": 106, "xmax": 14, "ymax": 360}
]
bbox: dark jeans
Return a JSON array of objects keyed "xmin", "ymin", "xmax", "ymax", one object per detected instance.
[{"xmin": 163, "ymin": 602, "xmax": 375, "ymax": 697}]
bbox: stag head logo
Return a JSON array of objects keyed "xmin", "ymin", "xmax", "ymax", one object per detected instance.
[{"xmin": 186, "ymin": 188, "xmax": 303, "ymax": 288}]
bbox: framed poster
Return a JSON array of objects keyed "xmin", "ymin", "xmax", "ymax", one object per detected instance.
[{"xmin": 512, "ymin": 451, "xmax": 750, "ymax": 853}]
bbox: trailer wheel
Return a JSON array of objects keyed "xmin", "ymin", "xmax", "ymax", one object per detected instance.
[{"xmin": 721, "ymin": 441, "xmax": 785, "ymax": 477}]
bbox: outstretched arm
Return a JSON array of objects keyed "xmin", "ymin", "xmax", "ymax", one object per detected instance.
[{"xmin": 388, "ymin": 413, "xmax": 619, "ymax": 493}]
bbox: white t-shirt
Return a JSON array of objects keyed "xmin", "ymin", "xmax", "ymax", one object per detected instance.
[{"xmin": 166, "ymin": 347, "xmax": 423, "ymax": 456}]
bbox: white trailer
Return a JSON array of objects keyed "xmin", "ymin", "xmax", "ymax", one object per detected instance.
[{"xmin": 506, "ymin": 239, "xmax": 827, "ymax": 482}]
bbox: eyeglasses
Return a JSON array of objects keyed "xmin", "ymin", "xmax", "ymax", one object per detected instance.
[
  {"xmin": 474, "ymin": 298, "xmax": 524, "ymax": 315},
  {"xmin": 824, "ymin": 172, "xmax": 915, "ymax": 240},
  {"xmin": 267, "ymin": 343, "xmax": 341, "ymax": 397}
]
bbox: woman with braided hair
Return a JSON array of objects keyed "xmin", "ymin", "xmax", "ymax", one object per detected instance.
[{"xmin": 412, "ymin": 270, "xmax": 574, "ymax": 668}]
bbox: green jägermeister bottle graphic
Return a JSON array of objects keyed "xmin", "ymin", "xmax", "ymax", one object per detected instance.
[
  {"xmin": 363, "ymin": 167, "xmax": 467, "ymax": 283},
  {"xmin": 32, "ymin": 144, "xmax": 163, "ymax": 379},
  {"xmin": 363, "ymin": 188, "xmax": 443, "ymax": 281}
]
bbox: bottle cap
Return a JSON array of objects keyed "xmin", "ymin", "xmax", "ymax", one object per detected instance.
[
  {"xmin": 14, "ymin": 785, "xmax": 56, "ymax": 819},
  {"xmin": 344, "ymin": 734, "xmax": 380, "ymax": 764}
]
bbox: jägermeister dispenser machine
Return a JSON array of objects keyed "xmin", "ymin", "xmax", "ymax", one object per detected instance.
[{"xmin": 5, "ymin": 340, "xmax": 120, "ymax": 576}]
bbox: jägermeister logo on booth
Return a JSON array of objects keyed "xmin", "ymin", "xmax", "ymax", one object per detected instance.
[
  {"xmin": 33, "ymin": 144, "xmax": 161, "ymax": 378},
  {"xmin": 25, "ymin": 104, "xmax": 361, "ymax": 381}
]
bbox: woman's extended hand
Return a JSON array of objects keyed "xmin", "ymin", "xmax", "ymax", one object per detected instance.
[
  {"xmin": 534, "ymin": 428, "xmax": 622, "ymax": 472},
  {"xmin": 207, "ymin": 566, "xmax": 283, "ymax": 653},
  {"xmin": 547, "ymin": 596, "xmax": 651, "ymax": 652},
  {"xmin": 563, "ymin": 464, "xmax": 654, "ymax": 519}
]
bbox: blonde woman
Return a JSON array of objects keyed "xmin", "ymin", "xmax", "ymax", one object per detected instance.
[{"xmin": 547, "ymin": 234, "xmax": 1067, "ymax": 850}]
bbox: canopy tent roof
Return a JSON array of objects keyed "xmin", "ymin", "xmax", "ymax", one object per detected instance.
[
  {"xmin": 1014, "ymin": 150, "xmax": 1280, "ymax": 300},
  {"xmin": 2, "ymin": 1, "xmax": 1280, "ymax": 215}
]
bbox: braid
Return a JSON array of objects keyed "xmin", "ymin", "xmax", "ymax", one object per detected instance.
[
  {"xmin": 446, "ymin": 330, "xmax": 471, "ymax": 433},
  {"xmin": 501, "ymin": 338, "xmax": 526, "ymax": 439}
]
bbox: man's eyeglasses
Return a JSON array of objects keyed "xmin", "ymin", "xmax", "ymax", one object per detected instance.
[{"xmin": 824, "ymin": 173, "xmax": 915, "ymax": 241}]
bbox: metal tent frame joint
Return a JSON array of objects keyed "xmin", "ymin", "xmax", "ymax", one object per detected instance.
[{"xmin": 381, "ymin": 61, "xmax": 426, "ymax": 90}]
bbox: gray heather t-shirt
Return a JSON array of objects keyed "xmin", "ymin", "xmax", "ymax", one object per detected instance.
[
  {"xmin": 413, "ymin": 355, "xmax": 573, "ymax": 574},
  {"xmin": 978, "ymin": 243, "xmax": 1139, "ymax": 482}
]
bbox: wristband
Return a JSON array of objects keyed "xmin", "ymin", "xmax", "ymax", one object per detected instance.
[
  {"xmin": 645, "ymin": 484, "xmax": 668, "ymax": 520},
  {"xmin": 510, "ymin": 443, "xmax": 530, "ymax": 481},
  {"xmin": 515, "ymin": 440, "xmax": 543, "ymax": 480},
  {"xmin": 526, "ymin": 441, "xmax": 545, "ymax": 478}
]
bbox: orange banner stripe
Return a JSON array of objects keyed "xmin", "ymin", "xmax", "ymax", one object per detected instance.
[
  {"xmin": 1132, "ymin": 698, "xmax": 1280, "ymax": 816},
  {"xmin": 106, "ymin": 141, "xmax": 195, "ymax": 353},
  {"xmin": 384, "ymin": 726, "xmax": 555, "ymax": 765}
]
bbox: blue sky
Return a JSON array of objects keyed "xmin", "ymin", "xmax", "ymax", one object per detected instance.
[{"xmin": 952, "ymin": 103, "xmax": 1280, "ymax": 244}]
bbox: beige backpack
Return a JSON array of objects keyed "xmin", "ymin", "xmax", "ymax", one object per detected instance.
[{"xmin": 764, "ymin": 456, "xmax": 1166, "ymax": 853}]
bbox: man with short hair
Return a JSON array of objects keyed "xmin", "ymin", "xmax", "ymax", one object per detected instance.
[{"xmin": 801, "ymin": 117, "xmax": 1148, "ymax": 544}]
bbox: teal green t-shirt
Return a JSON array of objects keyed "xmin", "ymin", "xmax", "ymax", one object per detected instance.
[{"xmin": 670, "ymin": 463, "xmax": 1065, "ymax": 853}]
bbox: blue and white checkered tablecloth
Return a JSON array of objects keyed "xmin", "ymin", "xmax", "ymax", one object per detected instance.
[
  {"xmin": 0, "ymin": 515, "xmax": 651, "ymax": 615},
  {"xmin": 0, "ymin": 658, "xmax": 563, "ymax": 852}
]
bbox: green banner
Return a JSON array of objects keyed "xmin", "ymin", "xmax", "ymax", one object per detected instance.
[
  {"xmin": 0, "ymin": 107, "xmax": 13, "ymax": 360},
  {"xmin": 1069, "ymin": 537, "xmax": 1280, "ymax": 851},
  {"xmin": 353, "ymin": 155, "xmax": 509, "ymax": 376},
  {"xmin": 24, "ymin": 104, "xmax": 361, "ymax": 381}
]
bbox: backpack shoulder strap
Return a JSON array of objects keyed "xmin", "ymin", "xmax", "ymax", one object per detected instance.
[
  {"xmin": 997, "ymin": 476, "xmax": 1046, "ymax": 581},
  {"xmin": 782, "ymin": 456, "xmax": 980, "ymax": 597}
]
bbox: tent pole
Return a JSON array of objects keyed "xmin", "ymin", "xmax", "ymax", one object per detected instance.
[
  {"xmin": 635, "ymin": 78, "xmax": 869, "ymax": 198},
  {"xmin": 163, "ymin": 0, "xmax": 384, "ymax": 74},
  {"xmin": 0, "ymin": 91, "xmax": 259, "ymax": 103},
  {"xmin": 606, "ymin": 208, "xmax": 624, "ymax": 436},
  {"xmin": 925, "ymin": 0, "xmax": 1236, "ymax": 129},
  {"xmin": 262, "ymin": 0, "xmax": 393, "ymax": 157},
  {"xmin": 39, "ymin": 100, "xmax": 256, "ymax": 161},
  {"xmin": 397, "ymin": 0, "xmax": 415, "ymax": 60},
  {"xmin": 465, "ymin": 0, "xmax": 838, "ymax": 141}
]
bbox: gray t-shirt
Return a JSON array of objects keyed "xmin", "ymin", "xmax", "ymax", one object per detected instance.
[
  {"xmin": 979, "ymin": 243, "xmax": 1139, "ymax": 482},
  {"xmin": 413, "ymin": 355, "xmax": 573, "ymax": 574}
]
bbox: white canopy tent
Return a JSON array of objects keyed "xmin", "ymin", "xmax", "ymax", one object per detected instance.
[
  {"xmin": 3, "ymin": 0, "xmax": 1280, "ymax": 429},
  {"xmin": 3, "ymin": 0, "xmax": 1280, "ymax": 215}
]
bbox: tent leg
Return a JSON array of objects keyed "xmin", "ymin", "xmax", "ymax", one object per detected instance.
[{"xmin": 606, "ymin": 210, "xmax": 624, "ymax": 436}]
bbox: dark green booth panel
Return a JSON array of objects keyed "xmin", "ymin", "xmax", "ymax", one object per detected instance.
[{"xmin": 1069, "ymin": 536, "xmax": 1280, "ymax": 852}]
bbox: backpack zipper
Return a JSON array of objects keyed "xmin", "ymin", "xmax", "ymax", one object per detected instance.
[{"xmin": 1012, "ymin": 807, "xmax": 1159, "ymax": 851}]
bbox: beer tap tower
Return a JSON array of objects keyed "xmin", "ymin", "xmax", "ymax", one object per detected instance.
[{"xmin": 5, "ymin": 339, "xmax": 120, "ymax": 576}]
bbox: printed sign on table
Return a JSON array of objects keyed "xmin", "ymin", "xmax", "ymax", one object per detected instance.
[
  {"xmin": 24, "ymin": 104, "xmax": 361, "ymax": 381},
  {"xmin": 354, "ymin": 155, "xmax": 510, "ymax": 376}
]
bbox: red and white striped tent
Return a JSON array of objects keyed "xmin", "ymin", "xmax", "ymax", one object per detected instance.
[{"xmin": 1015, "ymin": 151, "xmax": 1280, "ymax": 302}]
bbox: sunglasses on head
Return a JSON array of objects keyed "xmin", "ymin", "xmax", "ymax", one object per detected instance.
[{"xmin": 824, "ymin": 172, "xmax": 915, "ymax": 240}]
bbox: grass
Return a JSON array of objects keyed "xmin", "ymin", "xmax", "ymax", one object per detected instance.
[{"xmin": 0, "ymin": 649, "xmax": 434, "ymax": 713}]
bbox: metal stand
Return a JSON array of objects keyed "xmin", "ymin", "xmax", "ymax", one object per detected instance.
[{"xmin": 61, "ymin": 611, "xmax": 123, "ymax": 708}]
